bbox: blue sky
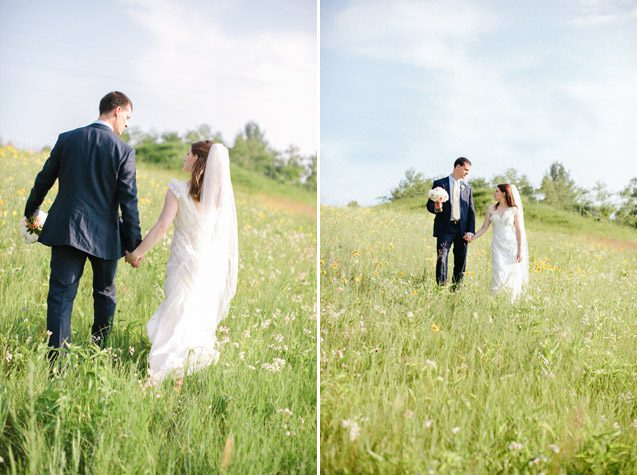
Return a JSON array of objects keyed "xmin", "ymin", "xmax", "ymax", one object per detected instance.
[
  {"xmin": 321, "ymin": 0, "xmax": 637, "ymax": 205},
  {"xmin": 0, "ymin": 0, "xmax": 316, "ymax": 154}
]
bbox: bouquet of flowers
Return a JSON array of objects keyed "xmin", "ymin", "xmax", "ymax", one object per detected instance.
[
  {"xmin": 428, "ymin": 187, "xmax": 449, "ymax": 203},
  {"xmin": 19, "ymin": 210, "xmax": 47, "ymax": 244}
]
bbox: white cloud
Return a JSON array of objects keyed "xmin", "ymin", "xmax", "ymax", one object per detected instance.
[
  {"xmin": 321, "ymin": 0, "xmax": 637, "ymax": 203},
  {"xmin": 119, "ymin": 0, "xmax": 316, "ymax": 153},
  {"xmin": 323, "ymin": 0, "xmax": 501, "ymax": 70}
]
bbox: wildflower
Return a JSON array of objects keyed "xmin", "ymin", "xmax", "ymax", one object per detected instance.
[
  {"xmin": 631, "ymin": 420, "xmax": 637, "ymax": 429},
  {"xmin": 424, "ymin": 419, "xmax": 433, "ymax": 428},
  {"xmin": 431, "ymin": 323, "xmax": 440, "ymax": 333},
  {"xmin": 262, "ymin": 358, "xmax": 286, "ymax": 373},
  {"xmin": 548, "ymin": 444, "xmax": 559, "ymax": 454},
  {"xmin": 128, "ymin": 346, "xmax": 135, "ymax": 355},
  {"xmin": 5, "ymin": 351, "xmax": 12, "ymax": 363},
  {"xmin": 341, "ymin": 419, "xmax": 360, "ymax": 441},
  {"xmin": 509, "ymin": 441, "xmax": 524, "ymax": 451},
  {"xmin": 425, "ymin": 359, "xmax": 437, "ymax": 369},
  {"xmin": 406, "ymin": 311, "xmax": 414, "ymax": 318},
  {"xmin": 351, "ymin": 249, "xmax": 360, "ymax": 257},
  {"xmin": 276, "ymin": 408, "xmax": 293, "ymax": 416},
  {"xmin": 451, "ymin": 427, "xmax": 460, "ymax": 434}
]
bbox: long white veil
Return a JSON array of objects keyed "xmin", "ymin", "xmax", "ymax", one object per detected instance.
[
  {"xmin": 510, "ymin": 184, "xmax": 529, "ymax": 286},
  {"xmin": 198, "ymin": 143, "xmax": 238, "ymax": 322}
]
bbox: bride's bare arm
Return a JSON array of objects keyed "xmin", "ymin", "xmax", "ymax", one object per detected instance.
[
  {"xmin": 472, "ymin": 206, "xmax": 492, "ymax": 240},
  {"xmin": 129, "ymin": 190, "xmax": 179, "ymax": 262},
  {"xmin": 513, "ymin": 207, "xmax": 523, "ymax": 261}
]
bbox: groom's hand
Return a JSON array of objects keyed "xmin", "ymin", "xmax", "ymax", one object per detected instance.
[
  {"xmin": 463, "ymin": 233, "xmax": 474, "ymax": 243},
  {"xmin": 124, "ymin": 251, "xmax": 142, "ymax": 268}
]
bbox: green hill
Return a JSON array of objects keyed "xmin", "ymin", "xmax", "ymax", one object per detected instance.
[
  {"xmin": 320, "ymin": 200, "xmax": 637, "ymax": 473},
  {"xmin": 0, "ymin": 145, "xmax": 316, "ymax": 473}
]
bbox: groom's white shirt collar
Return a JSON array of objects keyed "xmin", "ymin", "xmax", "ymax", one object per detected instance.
[
  {"xmin": 448, "ymin": 175, "xmax": 464, "ymax": 188},
  {"xmin": 93, "ymin": 119, "xmax": 113, "ymax": 131}
]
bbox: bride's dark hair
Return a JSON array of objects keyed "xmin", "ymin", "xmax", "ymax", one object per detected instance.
[
  {"xmin": 496, "ymin": 184, "xmax": 517, "ymax": 208},
  {"xmin": 189, "ymin": 140, "xmax": 215, "ymax": 202}
]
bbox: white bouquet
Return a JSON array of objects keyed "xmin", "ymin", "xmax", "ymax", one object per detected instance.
[
  {"xmin": 19, "ymin": 210, "xmax": 47, "ymax": 244},
  {"xmin": 428, "ymin": 187, "xmax": 449, "ymax": 203}
]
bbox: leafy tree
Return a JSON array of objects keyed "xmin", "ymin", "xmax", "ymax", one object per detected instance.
[
  {"xmin": 468, "ymin": 177, "xmax": 490, "ymax": 190},
  {"xmin": 492, "ymin": 168, "xmax": 535, "ymax": 200},
  {"xmin": 616, "ymin": 178, "xmax": 637, "ymax": 227},
  {"xmin": 303, "ymin": 154, "xmax": 317, "ymax": 191},
  {"xmin": 540, "ymin": 162, "xmax": 584, "ymax": 211},
  {"xmin": 387, "ymin": 168, "xmax": 432, "ymax": 201},
  {"xmin": 230, "ymin": 121, "xmax": 276, "ymax": 174},
  {"xmin": 581, "ymin": 182, "xmax": 617, "ymax": 220}
]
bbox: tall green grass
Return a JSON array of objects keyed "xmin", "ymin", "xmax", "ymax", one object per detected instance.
[
  {"xmin": 320, "ymin": 202, "xmax": 637, "ymax": 474},
  {"xmin": 0, "ymin": 145, "xmax": 317, "ymax": 474}
]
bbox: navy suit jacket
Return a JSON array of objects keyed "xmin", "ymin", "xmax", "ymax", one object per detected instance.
[
  {"xmin": 426, "ymin": 177, "xmax": 476, "ymax": 238},
  {"xmin": 24, "ymin": 123, "xmax": 141, "ymax": 260}
]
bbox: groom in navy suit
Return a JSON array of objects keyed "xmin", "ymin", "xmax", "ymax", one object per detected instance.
[
  {"xmin": 24, "ymin": 91, "xmax": 142, "ymax": 353},
  {"xmin": 426, "ymin": 157, "xmax": 475, "ymax": 288}
]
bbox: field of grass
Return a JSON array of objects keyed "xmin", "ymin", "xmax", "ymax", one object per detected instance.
[
  {"xmin": 0, "ymin": 145, "xmax": 317, "ymax": 474},
  {"xmin": 320, "ymin": 201, "xmax": 637, "ymax": 474}
]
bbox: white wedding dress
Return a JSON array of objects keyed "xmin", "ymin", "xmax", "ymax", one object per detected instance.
[
  {"xmin": 147, "ymin": 145, "xmax": 238, "ymax": 383},
  {"xmin": 490, "ymin": 206, "xmax": 527, "ymax": 301}
]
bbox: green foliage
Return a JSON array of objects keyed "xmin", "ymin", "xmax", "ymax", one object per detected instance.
[
  {"xmin": 540, "ymin": 162, "xmax": 585, "ymax": 212},
  {"xmin": 616, "ymin": 178, "xmax": 637, "ymax": 228},
  {"xmin": 1, "ymin": 147, "xmax": 317, "ymax": 474},
  {"xmin": 320, "ymin": 203, "xmax": 637, "ymax": 473},
  {"xmin": 121, "ymin": 122, "xmax": 316, "ymax": 191},
  {"xmin": 385, "ymin": 168, "xmax": 432, "ymax": 202},
  {"xmin": 492, "ymin": 168, "xmax": 536, "ymax": 201}
]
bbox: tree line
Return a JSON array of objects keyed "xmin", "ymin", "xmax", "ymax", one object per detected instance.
[
  {"xmin": 381, "ymin": 163, "xmax": 637, "ymax": 228},
  {"xmin": 120, "ymin": 122, "xmax": 316, "ymax": 191}
]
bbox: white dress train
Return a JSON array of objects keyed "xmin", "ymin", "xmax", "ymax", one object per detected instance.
[
  {"xmin": 490, "ymin": 206, "xmax": 526, "ymax": 301},
  {"xmin": 147, "ymin": 180, "xmax": 221, "ymax": 383}
]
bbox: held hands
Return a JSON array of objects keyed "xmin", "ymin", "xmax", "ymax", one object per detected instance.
[
  {"xmin": 125, "ymin": 251, "xmax": 143, "ymax": 268},
  {"xmin": 463, "ymin": 233, "xmax": 474, "ymax": 243}
]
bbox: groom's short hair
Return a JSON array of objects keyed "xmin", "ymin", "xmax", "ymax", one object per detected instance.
[
  {"xmin": 99, "ymin": 91, "xmax": 133, "ymax": 115},
  {"xmin": 454, "ymin": 157, "xmax": 471, "ymax": 168}
]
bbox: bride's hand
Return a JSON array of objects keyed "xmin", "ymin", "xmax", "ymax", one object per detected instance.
[
  {"xmin": 516, "ymin": 253, "xmax": 522, "ymax": 263},
  {"xmin": 125, "ymin": 251, "xmax": 142, "ymax": 268}
]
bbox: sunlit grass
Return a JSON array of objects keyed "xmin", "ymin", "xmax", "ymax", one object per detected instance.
[
  {"xmin": 320, "ymin": 203, "xmax": 637, "ymax": 474},
  {"xmin": 0, "ymin": 145, "xmax": 317, "ymax": 474}
]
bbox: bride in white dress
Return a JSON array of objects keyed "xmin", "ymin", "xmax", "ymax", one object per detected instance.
[
  {"xmin": 126, "ymin": 141, "xmax": 238, "ymax": 383},
  {"xmin": 472, "ymin": 184, "xmax": 528, "ymax": 301}
]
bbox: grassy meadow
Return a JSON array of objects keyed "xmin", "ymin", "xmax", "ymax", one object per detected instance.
[
  {"xmin": 320, "ymin": 198, "xmax": 637, "ymax": 474},
  {"xmin": 0, "ymin": 145, "xmax": 317, "ymax": 474}
]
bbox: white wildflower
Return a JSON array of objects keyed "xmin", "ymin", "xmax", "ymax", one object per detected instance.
[
  {"xmin": 549, "ymin": 444, "xmax": 560, "ymax": 454},
  {"xmin": 341, "ymin": 419, "xmax": 360, "ymax": 441},
  {"xmin": 262, "ymin": 358, "xmax": 286, "ymax": 373},
  {"xmin": 509, "ymin": 441, "xmax": 524, "ymax": 451}
]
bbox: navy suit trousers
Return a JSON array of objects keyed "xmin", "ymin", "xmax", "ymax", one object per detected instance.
[
  {"xmin": 435, "ymin": 222, "xmax": 468, "ymax": 286},
  {"xmin": 47, "ymin": 245, "xmax": 117, "ymax": 349}
]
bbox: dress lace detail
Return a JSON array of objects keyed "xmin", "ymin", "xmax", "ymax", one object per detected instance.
[
  {"xmin": 146, "ymin": 179, "xmax": 220, "ymax": 383},
  {"xmin": 490, "ymin": 206, "xmax": 524, "ymax": 301}
]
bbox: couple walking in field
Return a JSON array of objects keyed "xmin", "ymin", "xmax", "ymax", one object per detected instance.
[
  {"xmin": 23, "ymin": 91, "xmax": 238, "ymax": 384},
  {"xmin": 426, "ymin": 157, "xmax": 529, "ymax": 301}
]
